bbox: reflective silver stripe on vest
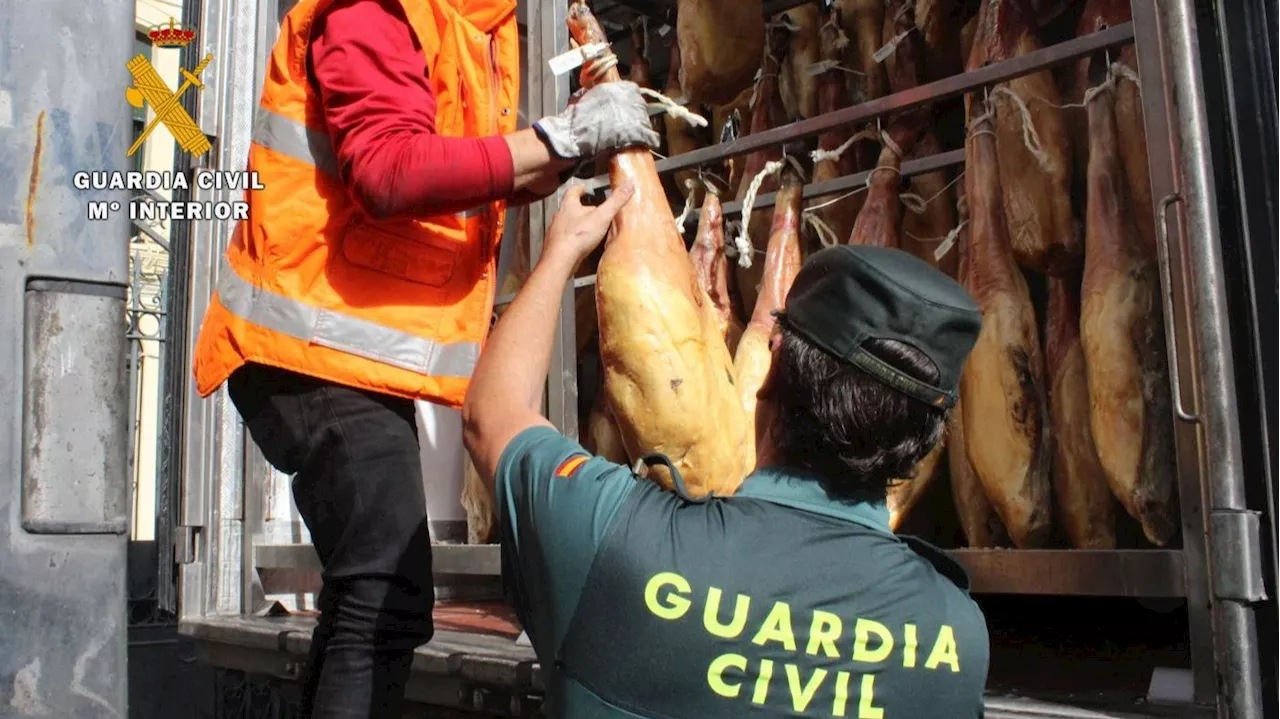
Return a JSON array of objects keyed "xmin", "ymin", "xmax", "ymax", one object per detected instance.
[
  {"xmin": 253, "ymin": 106, "xmax": 341, "ymax": 178},
  {"xmin": 252, "ymin": 106, "xmax": 484, "ymax": 223},
  {"xmin": 215, "ymin": 258, "xmax": 480, "ymax": 378}
]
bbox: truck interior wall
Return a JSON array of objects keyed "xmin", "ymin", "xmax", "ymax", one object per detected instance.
[{"xmin": 1194, "ymin": 1, "xmax": 1278, "ymax": 716}]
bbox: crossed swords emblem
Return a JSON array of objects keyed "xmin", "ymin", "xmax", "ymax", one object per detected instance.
[{"xmin": 125, "ymin": 52, "xmax": 214, "ymax": 157}]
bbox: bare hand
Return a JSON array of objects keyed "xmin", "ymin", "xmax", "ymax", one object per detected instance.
[{"xmin": 543, "ymin": 182, "xmax": 635, "ymax": 266}]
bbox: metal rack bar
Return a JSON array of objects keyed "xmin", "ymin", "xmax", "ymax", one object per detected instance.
[
  {"xmin": 255, "ymin": 544, "xmax": 1192, "ymax": 599},
  {"xmin": 583, "ymin": 22, "xmax": 1136, "ymax": 193}
]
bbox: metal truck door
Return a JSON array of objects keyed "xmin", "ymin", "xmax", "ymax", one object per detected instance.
[{"xmin": 0, "ymin": 1, "xmax": 135, "ymax": 716}]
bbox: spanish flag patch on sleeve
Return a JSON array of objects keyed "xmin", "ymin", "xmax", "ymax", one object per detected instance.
[{"xmin": 553, "ymin": 455, "xmax": 590, "ymax": 478}]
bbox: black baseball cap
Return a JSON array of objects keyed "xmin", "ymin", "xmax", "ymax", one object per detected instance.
[{"xmin": 779, "ymin": 245, "xmax": 982, "ymax": 409}]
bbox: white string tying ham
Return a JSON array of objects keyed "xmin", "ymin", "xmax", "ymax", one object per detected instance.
[
  {"xmin": 990, "ymin": 85, "xmax": 1053, "ymax": 172},
  {"xmin": 733, "ymin": 159, "xmax": 784, "ymax": 269}
]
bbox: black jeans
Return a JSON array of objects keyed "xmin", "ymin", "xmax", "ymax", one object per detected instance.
[{"xmin": 227, "ymin": 363, "xmax": 435, "ymax": 719}]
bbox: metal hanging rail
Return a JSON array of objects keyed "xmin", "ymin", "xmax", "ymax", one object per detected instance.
[{"xmin": 583, "ymin": 21, "xmax": 1135, "ymax": 193}]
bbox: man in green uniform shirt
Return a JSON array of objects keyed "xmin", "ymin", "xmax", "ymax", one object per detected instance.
[{"xmin": 463, "ymin": 182, "xmax": 990, "ymax": 718}]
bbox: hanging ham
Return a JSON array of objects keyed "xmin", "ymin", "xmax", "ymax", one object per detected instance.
[
  {"xmin": 569, "ymin": 1, "xmax": 752, "ymax": 496},
  {"xmin": 915, "ymin": 0, "xmax": 963, "ymax": 82},
  {"xmin": 834, "ymin": 0, "xmax": 887, "ymax": 105},
  {"xmin": 677, "ymin": 0, "xmax": 766, "ymax": 106},
  {"xmin": 1046, "ymin": 273, "xmax": 1117, "ymax": 549},
  {"xmin": 947, "ymin": 187, "xmax": 1012, "ymax": 548},
  {"xmin": 970, "ymin": 0, "xmax": 1080, "ymax": 275},
  {"xmin": 691, "ymin": 178, "xmax": 745, "ymax": 355},
  {"xmin": 1079, "ymin": 54, "xmax": 1178, "ymax": 546},
  {"xmin": 664, "ymin": 30, "xmax": 709, "ymax": 203},
  {"xmin": 776, "ymin": 3, "xmax": 822, "ymax": 121},
  {"xmin": 733, "ymin": 159, "xmax": 805, "ymax": 466},
  {"xmin": 809, "ymin": 5, "xmax": 865, "ymax": 245},
  {"xmin": 958, "ymin": 91, "xmax": 1053, "ymax": 548},
  {"xmin": 1074, "ymin": 0, "xmax": 1156, "ymax": 257},
  {"xmin": 733, "ymin": 22, "xmax": 793, "ymax": 321}
]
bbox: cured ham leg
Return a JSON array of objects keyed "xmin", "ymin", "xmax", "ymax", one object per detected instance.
[
  {"xmin": 690, "ymin": 180, "xmax": 745, "ymax": 355},
  {"xmin": 948, "ymin": 187, "xmax": 1011, "ymax": 548},
  {"xmin": 664, "ymin": 31, "xmax": 708, "ymax": 203},
  {"xmin": 958, "ymin": 93, "xmax": 1053, "ymax": 548},
  {"xmin": 809, "ymin": 7, "xmax": 864, "ymax": 244},
  {"xmin": 847, "ymin": 116, "xmax": 945, "ymax": 526},
  {"xmin": 1046, "ymin": 272, "xmax": 1117, "ymax": 549},
  {"xmin": 834, "ymin": 0, "xmax": 887, "ymax": 105},
  {"xmin": 1075, "ymin": 0, "xmax": 1156, "ymax": 257},
  {"xmin": 915, "ymin": 0, "xmax": 962, "ymax": 82},
  {"xmin": 677, "ymin": 0, "xmax": 765, "ymax": 105},
  {"xmin": 970, "ymin": 0, "xmax": 1080, "ymax": 275},
  {"xmin": 1079, "ymin": 58, "xmax": 1178, "ymax": 545},
  {"xmin": 776, "ymin": 3, "xmax": 821, "ymax": 121},
  {"xmin": 569, "ymin": 2, "xmax": 751, "ymax": 496},
  {"xmin": 733, "ymin": 23, "xmax": 792, "ymax": 320},
  {"xmin": 883, "ymin": 0, "xmax": 925, "ymax": 96},
  {"xmin": 733, "ymin": 160, "xmax": 805, "ymax": 466}
]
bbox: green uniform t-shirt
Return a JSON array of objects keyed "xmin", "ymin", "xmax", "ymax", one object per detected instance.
[{"xmin": 495, "ymin": 427, "xmax": 990, "ymax": 718}]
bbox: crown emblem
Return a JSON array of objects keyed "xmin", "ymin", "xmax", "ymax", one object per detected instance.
[{"xmin": 148, "ymin": 18, "xmax": 197, "ymax": 47}]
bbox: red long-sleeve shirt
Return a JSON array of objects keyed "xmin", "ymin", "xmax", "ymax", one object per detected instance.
[{"xmin": 310, "ymin": 0, "xmax": 521, "ymax": 219}]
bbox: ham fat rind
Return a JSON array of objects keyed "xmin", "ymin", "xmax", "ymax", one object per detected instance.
[
  {"xmin": 971, "ymin": 0, "xmax": 1080, "ymax": 275},
  {"xmin": 1046, "ymin": 274, "xmax": 1117, "ymax": 548},
  {"xmin": 569, "ymin": 2, "xmax": 751, "ymax": 496},
  {"xmin": 1079, "ymin": 58, "xmax": 1178, "ymax": 545},
  {"xmin": 777, "ymin": 4, "xmax": 821, "ymax": 121},
  {"xmin": 677, "ymin": 0, "xmax": 765, "ymax": 106},
  {"xmin": 959, "ymin": 94, "xmax": 1053, "ymax": 548}
]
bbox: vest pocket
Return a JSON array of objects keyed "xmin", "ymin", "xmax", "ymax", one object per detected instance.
[{"xmin": 341, "ymin": 220, "xmax": 460, "ymax": 288}]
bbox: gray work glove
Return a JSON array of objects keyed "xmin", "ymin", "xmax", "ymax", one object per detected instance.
[{"xmin": 534, "ymin": 81, "xmax": 661, "ymax": 160}]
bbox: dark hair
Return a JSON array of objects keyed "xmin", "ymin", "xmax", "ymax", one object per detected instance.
[{"xmin": 767, "ymin": 319, "xmax": 947, "ymax": 501}]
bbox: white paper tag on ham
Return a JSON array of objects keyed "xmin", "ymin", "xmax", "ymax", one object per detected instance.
[
  {"xmin": 658, "ymin": 24, "xmax": 671, "ymax": 37},
  {"xmin": 806, "ymin": 59, "xmax": 841, "ymax": 77},
  {"xmin": 548, "ymin": 42, "xmax": 609, "ymax": 76}
]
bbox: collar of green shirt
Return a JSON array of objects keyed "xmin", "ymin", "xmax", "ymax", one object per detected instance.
[{"xmin": 731, "ymin": 467, "xmax": 894, "ymax": 537}]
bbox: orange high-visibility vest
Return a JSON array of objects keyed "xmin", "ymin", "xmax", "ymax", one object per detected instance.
[{"xmin": 192, "ymin": 0, "xmax": 520, "ymax": 408}]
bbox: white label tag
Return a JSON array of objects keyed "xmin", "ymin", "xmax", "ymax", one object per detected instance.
[
  {"xmin": 806, "ymin": 59, "xmax": 840, "ymax": 76},
  {"xmin": 933, "ymin": 235, "xmax": 956, "ymax": 261},
  {"xmin": 548, "ymin": 42, "xmax": 608, "ymax": 76},
  {"xmin": 658, "ymin": 24, "xmax": 671, "ymax": 37}
]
